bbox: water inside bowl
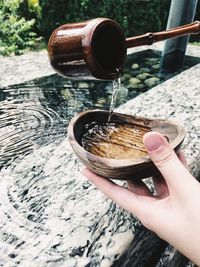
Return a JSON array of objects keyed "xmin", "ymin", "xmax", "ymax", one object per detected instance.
[{"xmin": 81, "ymin": 121, "xmax": 150, "ymax": 159}]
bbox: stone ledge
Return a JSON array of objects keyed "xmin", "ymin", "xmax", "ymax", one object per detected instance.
[
  {"xmin": 0, "ymin": 50, "xmax": 54, "ymax": 87},
  {"xmin": 1, "ymin": 42, "xmax": 200, "ymax": 88}
]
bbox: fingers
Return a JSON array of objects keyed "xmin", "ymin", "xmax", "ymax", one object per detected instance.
[
  {"xmin": 82, "ymin": 168, "xmax": 154, "ymax": 215},
  {"xmin": 143, "ymin": 132, "xmax": 193, "ymax": 188},
  {"xmin": 127, "ymin": 180, "xmax": 152, "ymax": 197}
]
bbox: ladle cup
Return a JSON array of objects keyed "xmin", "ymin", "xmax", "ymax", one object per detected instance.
[{"xmin": 48, "ymin": 18, "xmax": 200, "ymax": 80}]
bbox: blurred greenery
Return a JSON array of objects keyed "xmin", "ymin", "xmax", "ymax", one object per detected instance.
[
  {"xmin": 39, "ymin": 0, "xmax": 170, "ymax": 40},
  {"xmin": 0, "ymin": 0, "xmax": 199, "ymax": 56},
  {"xmin": 0, "ymin": 0, "xmax": 37, "ymax": 55}
]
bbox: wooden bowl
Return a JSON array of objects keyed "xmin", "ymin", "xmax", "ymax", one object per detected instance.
[{"xmin": 68, "ymin": 110, "xmax": 185, "ymax": 180}]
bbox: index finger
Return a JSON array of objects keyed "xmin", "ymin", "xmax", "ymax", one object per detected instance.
[{"xmin": 82, "ymin": 168, "xmax": 155, "ymax": 216}]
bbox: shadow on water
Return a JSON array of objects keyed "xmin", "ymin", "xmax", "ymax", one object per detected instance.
[{"xmin": 0, "ymin": 49, "xmax": 199, "ymax": 266}]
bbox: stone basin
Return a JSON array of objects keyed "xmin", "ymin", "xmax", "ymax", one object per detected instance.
[{"xmin": 0, "ymin": 43, "xmax": 200, "ymax": 267}]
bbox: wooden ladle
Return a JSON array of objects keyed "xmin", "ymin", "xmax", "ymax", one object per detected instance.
[{"xmin": 48, "ymin": 18, "xmax": 200, "ymax": 80}]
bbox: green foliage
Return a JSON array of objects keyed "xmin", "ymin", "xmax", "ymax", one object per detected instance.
[
  {"xmin": 39, "ymin": 0, "xmax": 171, "ymax": 41},
  {"xmin": 0, "ymin": 0, "xmax": 198, "ymax": 56},
  {"xmin": 0, "ymin": 0, "xmax": 38, "ymax": 56}
]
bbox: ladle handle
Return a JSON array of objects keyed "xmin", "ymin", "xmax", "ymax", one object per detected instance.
[{"xmin": 126, "ymin": 21, "xmax": 200, "ymax": 48}]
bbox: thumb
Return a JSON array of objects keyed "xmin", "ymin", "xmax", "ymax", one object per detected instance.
[{"xmin": 143, "ymin": 132, "xmax": 192, "ymax": 187}]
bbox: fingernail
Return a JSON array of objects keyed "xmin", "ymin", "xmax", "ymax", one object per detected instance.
[{"xmin": 143, "ymin": 132, "xmax": 164, "ymax": 152}]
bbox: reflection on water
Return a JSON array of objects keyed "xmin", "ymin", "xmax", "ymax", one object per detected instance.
[
  {"xmin": 0, "ymin": 50, "xmax": 197, "ymax": 266},
  {"xmin": 0, "ymin": 75, "xmax": 130, "ymax": 167}
]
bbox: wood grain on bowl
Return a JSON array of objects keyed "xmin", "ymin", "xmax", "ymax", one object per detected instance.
[{"xmin": 68, "ymin": 110, "xmax": 185, "ymax": 181}]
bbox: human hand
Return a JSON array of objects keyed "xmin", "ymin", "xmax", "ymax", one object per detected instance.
[{"xmin": 82, "ymin": 132, "xmax": 200, "ymax": 266}]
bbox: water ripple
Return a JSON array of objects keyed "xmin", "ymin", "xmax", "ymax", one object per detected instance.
[{"xmin": 0, "ymin": 83, "xmax": 67, "ymax": 167}]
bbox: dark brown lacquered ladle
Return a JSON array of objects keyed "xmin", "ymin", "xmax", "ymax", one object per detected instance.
[{"xmin": 48, "ymin": 18, "xmax": 200, "ymax": 80}]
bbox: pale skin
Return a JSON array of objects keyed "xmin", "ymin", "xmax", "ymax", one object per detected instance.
[{"xmin": 82, "ymin": 132, "xmax": 200, "ymax": 266}]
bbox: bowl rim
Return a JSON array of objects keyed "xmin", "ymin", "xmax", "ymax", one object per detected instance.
[{"xmin": 68, "ymin": 109, "xmax": 186, "ymax": 168}]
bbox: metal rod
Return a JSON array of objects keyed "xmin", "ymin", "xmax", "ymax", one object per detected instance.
[{"xmin": 160, "ymin": 0, "xmax": 199, "ymax": 73}]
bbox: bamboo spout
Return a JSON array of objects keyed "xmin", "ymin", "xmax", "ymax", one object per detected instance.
[{"xmin": 126, "ymin": 21, "xmax": 200, "ymax": 48}]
